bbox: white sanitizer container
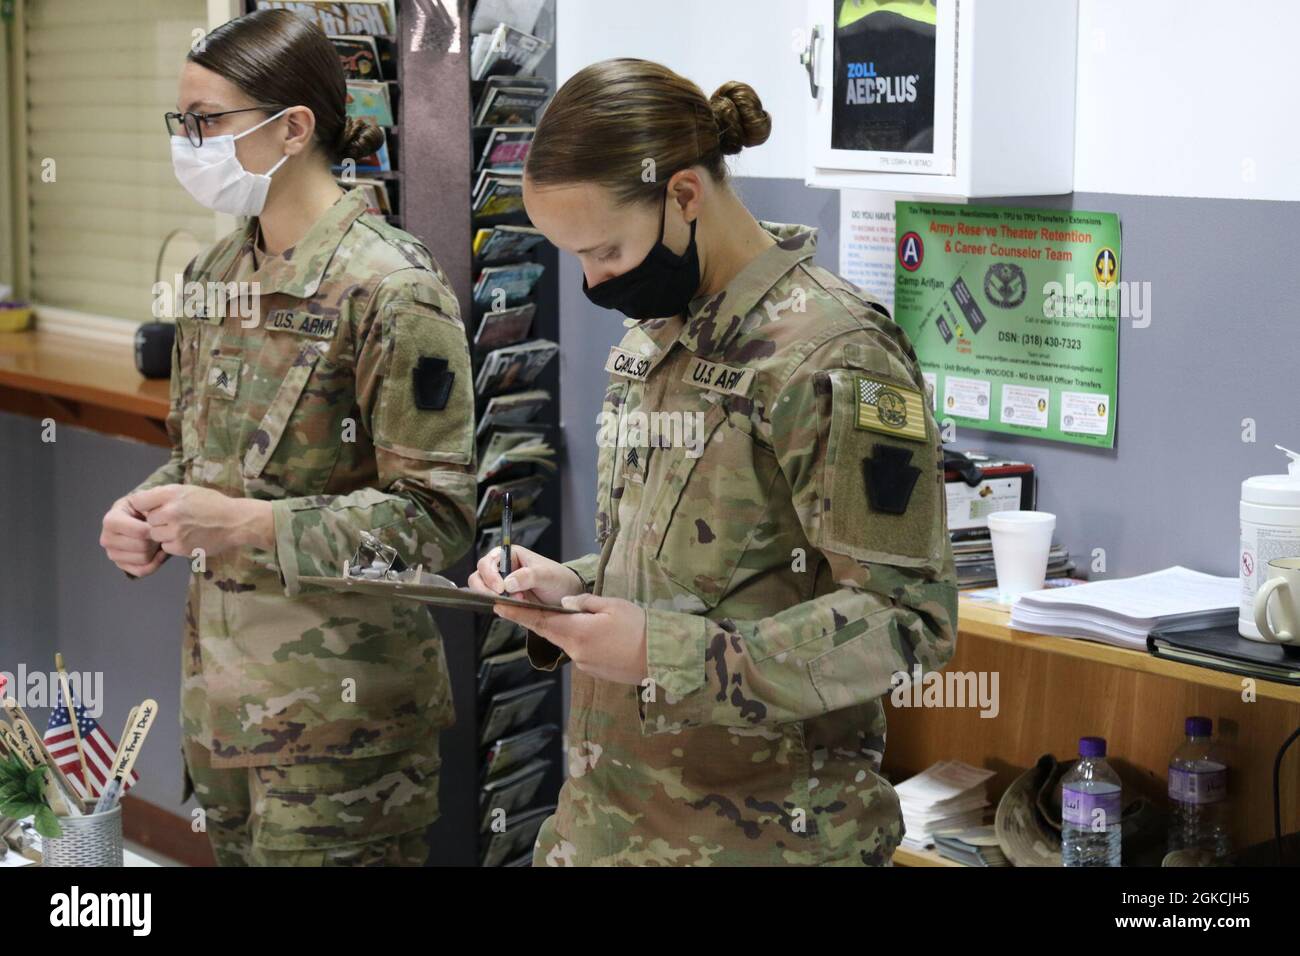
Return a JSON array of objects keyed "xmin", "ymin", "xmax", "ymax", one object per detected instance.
[{"xmin": 1240, "ymin": 446, "xmax": 1300, "ymax": 640}]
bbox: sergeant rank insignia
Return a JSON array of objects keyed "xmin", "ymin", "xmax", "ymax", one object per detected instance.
[
  {"xmin": 854, "ymin": 374, "xmax": 926, "ymax": 441},
  {"xmin": 207, "ymin": 358, "xmax": 241, "ymax": 400}
]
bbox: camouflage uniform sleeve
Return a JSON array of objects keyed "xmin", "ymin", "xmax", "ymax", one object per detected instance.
[
  {"xmin": 271, "ymin": 267, "xmax": 477, "ymax": 597},
  {"xmin": 637, "ymin": 331, "xmax": 958, "ymax": 733},
  {"xmin": 563, "ymin": 553, "xmax": 600, "ymax": 592}
]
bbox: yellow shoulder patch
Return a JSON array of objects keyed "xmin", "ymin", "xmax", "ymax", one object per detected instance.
[{"xmin": 854, "ymin": 374, "xmax": 927, "ymax": 441}]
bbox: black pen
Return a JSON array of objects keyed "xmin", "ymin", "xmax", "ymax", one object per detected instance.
[{"xmin": 499, "ymin": 491, "xmax": 512, "ymax": 594}]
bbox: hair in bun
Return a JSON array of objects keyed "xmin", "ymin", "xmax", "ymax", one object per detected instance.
[
  {"xmin": 709, "ymin": 81, "xmax": 772, "ymax": 155},
  {"xmin": 189, "ymin": 9, "xmax": 378, "ymax": 168},
  {"xmin": 528, "ymin": 59, "xmax": 775, "ymax": 207},
  {"xmin": 338, "ymin": 116, "xmax": 384, "ymax": 161}
]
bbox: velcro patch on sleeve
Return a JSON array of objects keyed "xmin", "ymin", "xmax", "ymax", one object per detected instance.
[
  {"xmin": 413, "ymin": 356, "xmax": 455, "ymax": 410},
  {"xmin": 854, "ymin": 374, "xmax": 927, "ymax": 441},
  {"xmin": 862, "ymin": 444, "xmax": 922, "ymax": 515}
]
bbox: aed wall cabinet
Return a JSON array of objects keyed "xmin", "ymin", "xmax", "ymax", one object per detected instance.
[{"xmin": 801, "ymin": 0, "xmax": 1078, "ymax": 197}]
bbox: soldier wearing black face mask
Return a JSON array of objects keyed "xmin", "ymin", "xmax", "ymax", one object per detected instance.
[
  {"xmin": 581, "ymin": 184, "xmax": 700, "ymax": 320},
  {"xmin": 468, "ymin": 58, "xmax": 957, "ymax": 868}
]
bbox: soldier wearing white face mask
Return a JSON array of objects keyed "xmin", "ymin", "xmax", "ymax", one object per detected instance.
[
  {"xmin": 169, "ymin": 105, "xmax": 294, "ymax": 217},
  {"xmin": 99, "ymin": 9, "xmax": 476, "ymax": 866}
]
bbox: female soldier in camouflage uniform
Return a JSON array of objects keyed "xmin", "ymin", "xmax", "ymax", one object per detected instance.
[
  {"xmin": 470, "ymin": 59, "xmax": 958, "ymax": 866},
  {"xmin": 98, "ymin": 10, "xmax": 476, "ymax": 866}
]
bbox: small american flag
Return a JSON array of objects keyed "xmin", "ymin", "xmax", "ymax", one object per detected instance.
[{"xmin": 44, "ymin": 685, "xmax": 138, "ymax": 799}]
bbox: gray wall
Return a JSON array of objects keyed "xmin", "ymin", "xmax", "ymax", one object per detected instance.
[
  {"xmin": 0, "ymin": 417, "xmax": 192, "ymax": 812},
  {"xmin": 558, "ymin": 180, "xmax": 1300, "ymax": 584}
]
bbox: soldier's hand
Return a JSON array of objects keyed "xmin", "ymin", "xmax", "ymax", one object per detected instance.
[
  {"xmin": 129, "ymin": 484, "xmax": 251, "ymax": 559},
  {"xmin": 494, "ymin": 594, "xmax": 649, "ymax": 685},
  {"xmin": 468, "ymin": 545, "xmax": 585, "ymax": 605},
  {"xmin": 101, "ymin": 496, "xmax": 167, "ymax": 577}
]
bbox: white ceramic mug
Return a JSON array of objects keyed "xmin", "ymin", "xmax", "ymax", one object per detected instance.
[{"xmin": 1253, "ymin": 556, "xmax": 1300, "ymax": 645}]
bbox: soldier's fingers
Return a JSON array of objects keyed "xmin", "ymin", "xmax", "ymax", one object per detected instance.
[
  {"xmin": 477, "ymin": 548, "xmax": 506, "ymax": 591},
  {"xmin": 502, "ymin": 566, "xmax": 536, "ymax": 593},
  {"xmin": 160, "ymin": 538, "xmax": 188, "ymax": 557},
  {"xmin": 103, "ymin": 533, "xmax": 155, "ymax": 555},
  {"xmin": 507, "ymin": 606, "xmax": 595, "ymax": 652},
  {"xmin": 119, "ymin": 550, "xmax": 167, "ymax": 577},
  {"xmin": 141, "ymin": 549, "xmax": 169, "ymax": 573},
  {"xmin": 104, "ymin": 509, "xmax": 151, "ymax": 537},
  {"xmin": 127, "ymin": 484, "xmax": 177, "ymax": 515},
  {"xmin": 509, "ymin": 544, "xmax": 541, "ymax": 566},
  {"xmin": 149, "ymin": 523, "xmax": 178, "ymax": 545},
  {"xmin": 495, "ymin": 604, "xmax": 568, "ymax": 646}
]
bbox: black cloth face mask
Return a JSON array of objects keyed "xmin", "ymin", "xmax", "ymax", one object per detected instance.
[{"xmin": 582, "ymin": 187, "xmax": 700, "ymax": 321}]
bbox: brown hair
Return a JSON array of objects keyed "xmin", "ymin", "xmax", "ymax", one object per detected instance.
[
  {"xmin": 526, "ymin": 59, "xmax": 772, "ymax": 206},
  {"xmin": 188, "ymin": 8, "xmax": 383, "ymax": 163}
]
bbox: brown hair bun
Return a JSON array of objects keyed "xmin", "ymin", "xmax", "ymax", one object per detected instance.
[
  {"xmin": 709, "ymin": 81, "xmax": 772, "ymax": 155},
  {"xmin": 189, "ymin": 9, "xmax": 367, "ymax": 166},
  {"xmin": 338, "ymin": 117, "xmax": 384, "ymax": 161},
  {"xmin": 527, "ymin": 60, "xmax": 773, "ymax": 206}
]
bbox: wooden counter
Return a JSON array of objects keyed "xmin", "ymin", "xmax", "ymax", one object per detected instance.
[
  {"xmin": 889, "ymin": 596, "xmax": 1300, "ymax": 864},
  {"xmin": 0, "ymin": 330, "xmax": 170, "ymax": 446}
]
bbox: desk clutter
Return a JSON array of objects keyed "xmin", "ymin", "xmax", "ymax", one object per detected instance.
[
  {"xmin": 944, "ymin": 451, "xmax": 1075, "ymax": 588},
  {"xmin": 949, "ymin": 447, "xmax": 1300, "ymax": 686},
  {"xmin": 0, "ymin": 659, "xmax": 157, "ymax": 867},
  {"xmin": 898, "ymin": 715, "xmax": 1247, "ymax": 867}
]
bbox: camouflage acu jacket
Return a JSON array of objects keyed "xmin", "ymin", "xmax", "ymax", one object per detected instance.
[
  {"xmin": 132, "ymin": 189, "xmax": 476, "ymax": 768},
  {"xmin": 531, "ymin": 222, "xmax": 958, "ymax": 865}
]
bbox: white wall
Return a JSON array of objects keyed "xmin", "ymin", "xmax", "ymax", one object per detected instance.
[
  {"xmin": 556, "ymin": 0, "xmax": 1300, "ymax": 201},
  {"xmin": 1073, "ymin": 0, "xmax": 1300, "ymax": 200},
  {"xmin": 554, "ymin": 0, "xmax": 810, "ymax": 180}
]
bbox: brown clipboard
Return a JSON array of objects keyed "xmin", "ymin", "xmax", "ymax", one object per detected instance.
[{"xmin": 297, "ymin": 572, "xmax": 579, "ymax": 614}]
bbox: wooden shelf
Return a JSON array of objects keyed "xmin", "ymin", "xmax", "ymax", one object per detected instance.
[
  {"xmin": 882, "ymin": 596, "xmax": 1300, "ymax": 851},
  {"xmin": 957, "ymin": 597, "xmax": 1300, "ymax": 705},
  {"xmin": 0, "ymin": 329, "xmax": 170, "ymax": 446}
]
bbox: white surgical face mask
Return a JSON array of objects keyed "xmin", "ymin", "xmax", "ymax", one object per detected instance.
[{"xmin": 170, "ymin": 107, "xmax": 291, "ymax": 216}]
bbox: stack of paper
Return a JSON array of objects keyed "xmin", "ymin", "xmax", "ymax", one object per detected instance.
[
  {"xmin": 895, "ymin": 760, "xmax": 995, "ymax": 851},
  {"xmin": 932, "ymin": 825, "xmax": 1010, "ymax": 867},
  {"xmin": 1010, "ymin": 566, "xmax": 1239, "ymax": 650}
]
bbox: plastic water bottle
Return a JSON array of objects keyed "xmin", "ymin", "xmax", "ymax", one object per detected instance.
[
  {"xmin": 1168, "ymin": 716, "xmax": 1230, "ymax": 858},
  {"xmin": 1061, "ymin": 736, "xmax": 1122, "ymax": 867}
]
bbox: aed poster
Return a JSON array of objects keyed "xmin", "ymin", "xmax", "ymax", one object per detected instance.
[
  {"xmin": 828, "ymin": 0, "xmax": 956, "ymax": 175},
  {"xmin": 893, "ymin": 202, "xmax": 1122, "ymax": 449}
]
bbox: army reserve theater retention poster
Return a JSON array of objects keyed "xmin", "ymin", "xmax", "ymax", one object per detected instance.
[{"xmin": 893, "ymin": 202, "xmax": 1122, "ymax": 449}]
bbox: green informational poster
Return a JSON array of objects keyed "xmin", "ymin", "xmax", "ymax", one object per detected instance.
[{"xmin": 893, "ymin": 202, "xmax": 1121, "ymax": 448}]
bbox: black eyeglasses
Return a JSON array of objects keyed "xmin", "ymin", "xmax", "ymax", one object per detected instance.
[{"xmin": 164, "ymin": 106, "xmax": 280, "ymax": 147}]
